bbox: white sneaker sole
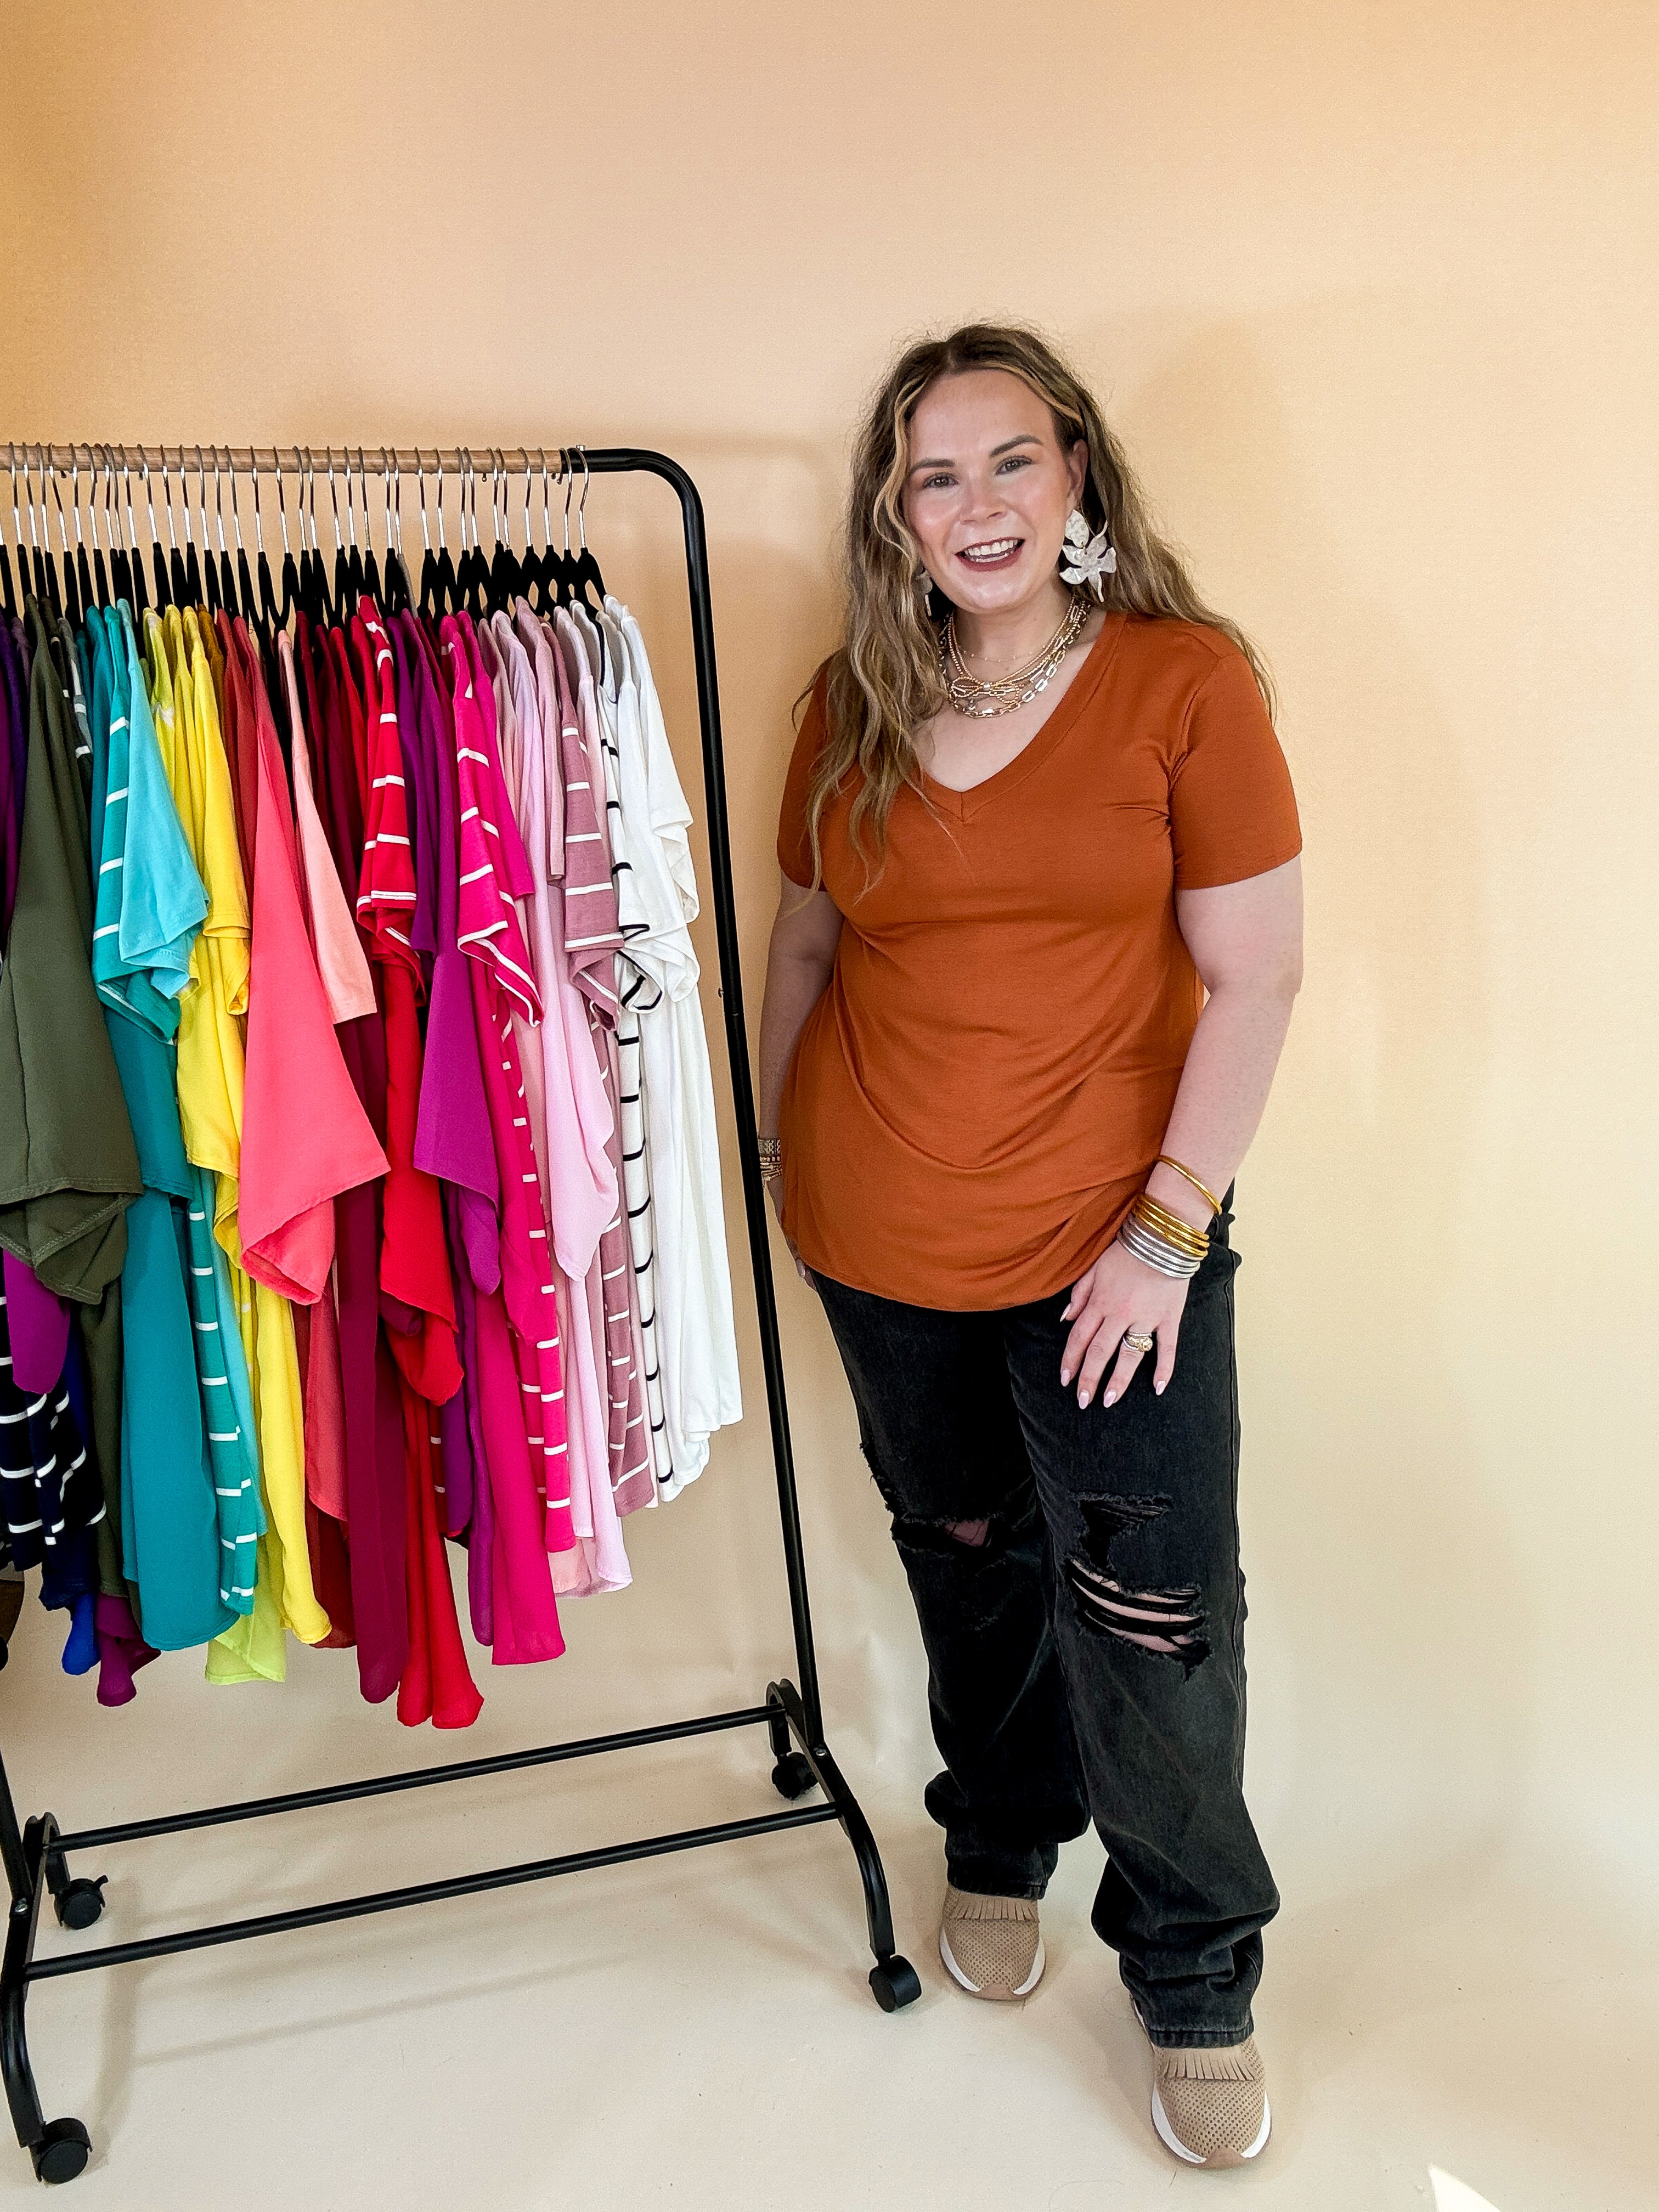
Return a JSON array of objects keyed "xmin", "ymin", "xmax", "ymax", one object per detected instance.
[
  {"xmin": 939, "ymin": 1924, "xmax": 1046, "ymax": 1999},
  {"xmin": 1151, "ymin": 2084, "xmax": 1272, "ymax": 2165}
]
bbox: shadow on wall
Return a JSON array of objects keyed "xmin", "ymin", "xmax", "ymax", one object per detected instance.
[{"xmin": 1086, "ymin": 306, "xmax": 1537, "ymax": 1890}]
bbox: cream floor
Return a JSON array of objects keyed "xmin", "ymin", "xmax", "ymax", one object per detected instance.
[{"xmin": 0, "ymin": 1649, "xmax": 1648, "ymax": 2212}]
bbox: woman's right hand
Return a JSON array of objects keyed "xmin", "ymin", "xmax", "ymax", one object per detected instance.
[{"xmin": 764, "ymin": 1171, "xmax": 815, "ymax": 1289}]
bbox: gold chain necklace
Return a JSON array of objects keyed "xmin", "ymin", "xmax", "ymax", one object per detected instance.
[{"xmin": 939, "ymin": 594, "xmax": 1088, "ymax": 718}]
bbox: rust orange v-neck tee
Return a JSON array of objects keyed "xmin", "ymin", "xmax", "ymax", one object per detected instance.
[{"xmin": 775, "ymin": 613, "xmax": 1301, "ymax": 1310}]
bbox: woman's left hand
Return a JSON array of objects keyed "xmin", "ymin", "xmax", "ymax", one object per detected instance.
[{"xmin": 1059, "ymin": 1237, "xmax": 1189, "ymax": 1408}]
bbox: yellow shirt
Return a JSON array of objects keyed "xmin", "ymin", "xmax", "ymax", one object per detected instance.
[{"xmin": 149, "ymin": 610, "xmax": 330, "ymax": 1672}]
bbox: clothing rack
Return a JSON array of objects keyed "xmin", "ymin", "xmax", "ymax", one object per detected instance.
[{"xmin": 0, "ymin": 443, "xmax": 921, "ymax": 2188}]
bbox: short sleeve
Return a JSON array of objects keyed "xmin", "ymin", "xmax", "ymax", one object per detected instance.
[
  {"xmin": 1169, "ymin": 644, "xmax": 1302, "ymax": 891},
  {"xmin": 776, "ymin": 672, "xmax": 829, "ymax": 887}
]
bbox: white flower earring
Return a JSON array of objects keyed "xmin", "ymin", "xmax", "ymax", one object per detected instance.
[
  {"xmin": 915, "ymin": 565, "xmax": 935, "ymax": 606},
  {"xmin": 1059, "ymin": 507, "xmax": 1116, "ymax": 599}
]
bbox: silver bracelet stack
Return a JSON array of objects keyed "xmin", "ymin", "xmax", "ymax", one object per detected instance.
[{"xmin": 1118, "ymin": 1203, "xmax": 1206, "ymax": 1278}]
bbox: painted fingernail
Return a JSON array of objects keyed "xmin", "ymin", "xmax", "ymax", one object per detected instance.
[
  {"xmin": 1154, "ymin": 1380, "xmax": 1166, "ymax": 1395},
  {"xmin": 1077, "ymin": 1388, "xmax": 1090, "ymax": 1408},
  {"xmin": 1103, "ymin": 1389, "xmax": 1118, "ymax": 1408},
  {"xmin": 1059, "ymin": 1367, "xmax": 1071, "ymax": 1386}
]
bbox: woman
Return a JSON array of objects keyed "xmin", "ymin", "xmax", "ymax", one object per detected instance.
[{"xmin": 758, "ymin": 324, "xmax": 1302, "ymax": 2170}]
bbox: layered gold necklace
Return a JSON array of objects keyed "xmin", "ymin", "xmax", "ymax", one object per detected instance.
[{"xmin": 940, "ymin": 593, "xmax": 1089, "ymax": 718}]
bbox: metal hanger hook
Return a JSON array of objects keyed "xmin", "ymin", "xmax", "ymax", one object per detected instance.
[
  {"xmin": 48, "ymin": 452, "xmax": 69, "ymax": 553},
  {"xmin": 561, "ymin": 449, "xmax": 574, "ymax": 555},
  {"xmin": 435, "ymin": 449, "xmax": 447, "ymax": 549},
  {"xmin": 577, "ymin": 446, "xmax": 592, "ymax": 552},
  {"xmin": 159, "ymin": 452, "xmax": 178, "ymax": 548},
  {"xmin": 384, "ymin": 447, "xmax": 402, "ymax": 555}
]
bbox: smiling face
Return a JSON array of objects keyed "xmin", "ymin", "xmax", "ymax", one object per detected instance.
[{"xmin": 902, "ymin": 368, "xmax": 1088, "ymax": 617}]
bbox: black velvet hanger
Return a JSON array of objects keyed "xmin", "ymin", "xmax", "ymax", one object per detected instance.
[
  {"xmin": 549, "ymin": 453, "xmax": 578, "ymax": 608},
  {"xmin": 457, "ymin": 453, "xmax": 487, "ymax": 617},
  {"xmin": 89, "ymin": 453, "xmax": 111, "ymax": 610},
  {"xmin": 2, "ymin": 450, "xmax": 17, "ymax": 620},
  {"xmin": 326, "ymin": 456, "xmax": 353, "ymax": 619},
  {"xmin": 157, "ymin": 461, "xmax": 189, "ymax": 608},
  {"xmin": 250, "ymin": 454, "xmax": 282, "ymax": 634},
  {"xmin": 142, "ymin": 464, "xmax": 171, "ymax": 612},
  {"xmin": 230, "ymin": 456, "xmax": 257, "ymax": 624},
  {"xmin": 488, "ymin": 453, "xmax": 524, "ymax": 611},
  {"xmin": 111, "ymin": 460, "xmax": 136, "ymax": 612},
  {"xmin": 357, "ymin": 452, "xmax": 382, "ymax": 608},
  {"xmin": 569, "ymin": 449, "xmax": 607, "ymax": 613},
  {"xmin": 46, "ymin": 463, "xmax": 78, "ymax": 625},
  {"xmin": 379, "ymin": 453, "xmax": 411, "ymax": 618},
  {"xmin": 70, "ymin": 455, "xmax": 95, "ymax": 616}
]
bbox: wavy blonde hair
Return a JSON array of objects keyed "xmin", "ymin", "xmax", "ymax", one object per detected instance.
[{"xmin": 794, "ymin": 321, "xmax": 1276, "ymax": 895}]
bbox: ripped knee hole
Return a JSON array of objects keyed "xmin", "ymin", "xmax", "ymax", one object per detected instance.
[{"xmin": 1064, "ymin": 1494, "xmax": 1210, "ymax": 1675}]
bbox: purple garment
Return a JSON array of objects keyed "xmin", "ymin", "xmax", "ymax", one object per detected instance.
[
  {"xmin": 403, "ymin": 616, "xmax": 498, "ymax": 1289},
  {"xmin": 95, "ymin": 1590, "xmax": 159, "ymax": 1707},
  {"xmin": 444, "ymin": 1183, "xmax": 495, "ymax": 1646},
  {"xmin": 0, "ymin": 622, "xmax": 23, "ymax": 937},
  {"xmin": 2, "ymin": 1250, "xmax": 71, "ymax": 1393}
]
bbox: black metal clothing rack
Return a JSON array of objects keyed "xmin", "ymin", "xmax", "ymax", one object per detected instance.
[{"xmin": 0, "ymin": 444, "xmax": 921, "ymax": 2188}]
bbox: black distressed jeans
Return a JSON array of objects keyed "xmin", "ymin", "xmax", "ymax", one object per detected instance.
[{"xmin": 812, "ymin": 1206, "xmax": 1278, "ymax": 2047}]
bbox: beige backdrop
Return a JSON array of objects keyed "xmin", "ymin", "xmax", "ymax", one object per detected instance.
[{"xmin": 0, "ymin": 6, "xmax": 1652, "ymax": 2208}]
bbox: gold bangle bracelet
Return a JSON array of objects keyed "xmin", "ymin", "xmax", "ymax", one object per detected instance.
[
  {"xmin": 1155, "ymin": 1155, "xmax": 1223, "ymax": 1218},
  {"xmin": 1135, "ymin": 1190, "xmax": 1210, "ymax": 1235},
  {"xmin": 1133, "ymin": 1210, "xmax": 1209, "ymax": 1259},
  {"xmin": 1130, "ymin": 1195, "xmax": 1211, "ymax": 1257}
]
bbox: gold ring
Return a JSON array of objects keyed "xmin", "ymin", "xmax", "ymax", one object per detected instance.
[{"xmin": 1123, "ymin": 1330, "xmax": 1154, "ymax": 1355}]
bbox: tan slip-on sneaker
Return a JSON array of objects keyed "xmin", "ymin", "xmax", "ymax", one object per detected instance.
[
  {"xmin": 1149, "ymin": 2035, "xmax": 1271, "ymax": 2166},
  {"xmin": 938, "ymin": 1883, "xmax": 1045, "ymax": 2000}
]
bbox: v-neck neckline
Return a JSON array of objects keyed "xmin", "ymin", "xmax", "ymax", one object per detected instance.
[{"xmin": 916, "ymin": 610, "xmax": 1129, "ymax": 821}]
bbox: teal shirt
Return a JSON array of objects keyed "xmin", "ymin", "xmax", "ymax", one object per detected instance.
[{"xmin": 93, "ymin": 605, "xmax": 262, "ymax": 1648}]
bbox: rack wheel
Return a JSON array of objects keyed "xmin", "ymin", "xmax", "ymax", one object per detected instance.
[
  {"xmin": 53, "ymin": 1878, "xmax": 106, "ymax": 1933},
  {"xmin": 31, "ymin": 2118, "xmax": 91, "ymax": 2185},
  {"xmin": 868, "ymin": 1955, "xmax": 922, "ymax": 2012},
  {"xmin": 769, "ymin": 1752, "xmax": 818, "ymax": 1800}
]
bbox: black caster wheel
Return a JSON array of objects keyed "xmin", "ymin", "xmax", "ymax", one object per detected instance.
[
  {"xmin": 32, "ymin": 2118, "xmax": 91, "ymax": 2185},
  {"xmin": 868, "ymin": 1955, "xmax": 922, "ymax": 2012},
  {"xmin": 54, "ymin": 1877, "xmax": 106, "ymax": 1932},
  {"xmin": 770, "ymin": 1752, "xmax": 817, "ymax": 1800}
]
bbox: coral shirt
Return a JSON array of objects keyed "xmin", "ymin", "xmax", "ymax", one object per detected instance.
[{"xmin": 776, "ymin": 616, "xmax": 1302, "ymax": 1310}]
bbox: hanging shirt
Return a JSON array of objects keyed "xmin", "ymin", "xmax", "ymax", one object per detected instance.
[
  {"xmin": 352, "ymin": 605, "xmax": 460, "ymax": 1405},
  {"xmin": 234, "ymin": 619, "xmax": 387, "ymax": 1303},
  {"xmin": 278, "ymin": 631, "xmax": 377, "ymax": 1024},
  {"xmin": 492, "ymin": 610, "xmax": 628, "ymax": 1593},
  {"xmin": 0, "ymin": 605, "xmax": 141, "ymax": 1303},
  {"xmin": 151, "ymin": 607, "xmax": 326, "ymax": 1676},
  {"xmin": 607, "ymin": 602, "xmax": 741, "ymax": 1495},
  {"xmin": 91, "ymin": 603, "xmax": 242, "ymax": 1649},
  {"xmin": 444, "ymin": 614, "xmax": 573, "ymax": 1552},
  {"xmin": 565, "ymin": 607, "xmax": 674, "ymax": 1496},
  {"xmin": 413, "ymin": 612, "xmax": 560, "ymax": 1663}
]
